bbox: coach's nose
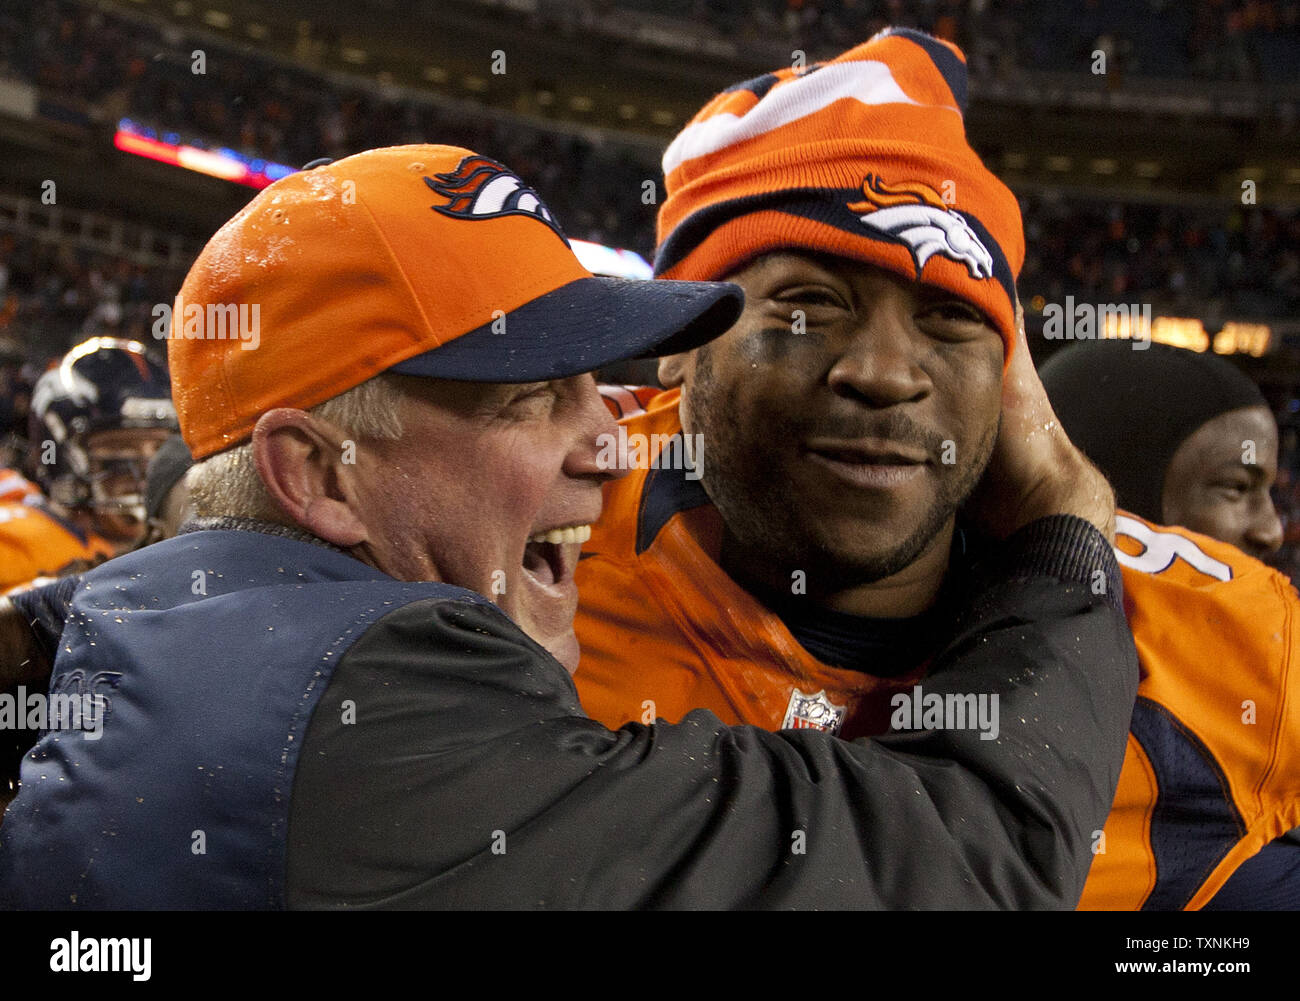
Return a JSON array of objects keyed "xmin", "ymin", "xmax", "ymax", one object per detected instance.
[{"xmin": 567, "ymin": 375, "xmax": 629, "ymax": 484}]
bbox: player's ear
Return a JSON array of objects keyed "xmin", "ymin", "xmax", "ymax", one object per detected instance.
[
  {"xmin": 252, "ymin": 409, "xmax": 368, "ymax": 548},
  {"xmin": 658, "ymin": 350, "xmax": 692, "ymax": 390}
]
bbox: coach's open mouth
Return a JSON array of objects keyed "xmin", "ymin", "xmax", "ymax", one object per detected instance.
[{"xmin": 522, "ymin": 523, "xmax": 592, "ymax": 588}]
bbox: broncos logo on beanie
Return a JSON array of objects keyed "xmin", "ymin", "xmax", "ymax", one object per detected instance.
[
  {"xmin": 656, "ymin": 27, "xmax": 1024, "ymax": 359},
  {"xmin": 848, "ymin": 173, "xmax": 995, "ymax": 280}
]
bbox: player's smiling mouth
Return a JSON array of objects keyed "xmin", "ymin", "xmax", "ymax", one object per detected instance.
[
  {"xmin": 803, "ymin": 440, "xmax": 930, "ymax": 490},
  {"xmin": 803, "ymin": 438, "xmax": 929, "ymax": 465}
]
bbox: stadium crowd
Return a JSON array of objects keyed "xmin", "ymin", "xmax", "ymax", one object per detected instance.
[
  {"xmin": 1, "ymin": 2, "xmax": 1295, "ymax": 326},
  {"xmin": 614, "ymin": 0, "xmax": 1300, "ymax": 82}
]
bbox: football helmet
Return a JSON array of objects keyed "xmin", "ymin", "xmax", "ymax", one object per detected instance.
[{"xmin": 29, "ymin": 337, "xmax": 177, "ymax": 521}]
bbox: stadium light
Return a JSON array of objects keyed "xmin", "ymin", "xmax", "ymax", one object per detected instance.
[{"xmin": 113, "ymin": 119, "xmax": 295, "ymax": 189}]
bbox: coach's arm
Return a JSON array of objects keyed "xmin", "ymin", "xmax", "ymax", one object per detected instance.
[{"xmin": 287, "ymin": 512, "xmax": 1135, "ymax": 909}]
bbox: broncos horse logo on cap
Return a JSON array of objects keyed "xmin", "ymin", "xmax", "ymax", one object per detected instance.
[
  {"xmin": 425, "ymin": 155, "xmax": 569, "ymax": 245},
  {"xmin": 848, "ymin": 174, "xmax": 994, "ymax": 281}
]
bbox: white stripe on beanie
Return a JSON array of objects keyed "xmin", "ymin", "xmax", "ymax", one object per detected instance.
[{"xmin": 662, "ymin": 60, "xmax": 959, "ymax": 177}]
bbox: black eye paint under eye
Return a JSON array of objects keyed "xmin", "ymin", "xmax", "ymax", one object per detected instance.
[{"xmin": 739, "ymin": 324, "xmax": 828, "ymax": 364}]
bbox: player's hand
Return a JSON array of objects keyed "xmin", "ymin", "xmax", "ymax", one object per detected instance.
[{"xmin": 964, "ymin": 302, "xmax": 1116, "ymax": 542}]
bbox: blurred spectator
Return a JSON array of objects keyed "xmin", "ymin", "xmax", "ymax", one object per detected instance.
[
  {"xmin": 1268, "ymin": 407, "xmax": 1300, "ymax": 583},
  {"xmin": 0, "ymin": 338, "xmax": 31, "ymax": 470},
  {"xmin": 0, "ymin": 234, "xmax": 188, "ymax": 364},
  {"xmin": 1019, "ymin": 196, "xmax": 1300, "ymax": 322}
]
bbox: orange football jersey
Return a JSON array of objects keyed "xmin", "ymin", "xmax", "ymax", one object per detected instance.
[
  {"xmin": 0, "ymin": 497, "xmax": 114, "ymax": 592},
  {"xmin": 0, "ymin": 469, "xmax": 41, "ymax": 503},
  {"xmin": 1080, "ymin": 514, "xmax": 1300, "ymax": 909},
  {"xmin": 575, "ymin": 387, "xmax": 1300, "ymax": 909}
]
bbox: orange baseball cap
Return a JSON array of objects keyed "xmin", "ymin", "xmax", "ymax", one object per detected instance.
[{"xmin": 168, "ymin": 145, "xmax": 743, "ymax": 459}]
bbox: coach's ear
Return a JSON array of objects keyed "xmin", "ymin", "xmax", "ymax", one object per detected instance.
[
  {"xmin": 658, "ymin": 350, "xmax": 692, "ymax": 390},
  {"xmin": 252, "ymin": 409, "xmax": 368, "ymax": 548}
]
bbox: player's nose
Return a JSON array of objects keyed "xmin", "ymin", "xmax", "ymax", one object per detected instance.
[
  {"xmin": 826, "ymin": 303, "xmax": 931, "ymax": 407},
  {"xmin": 1244, "ymin": 499, "xmax": 1284, "ymax": 557}
]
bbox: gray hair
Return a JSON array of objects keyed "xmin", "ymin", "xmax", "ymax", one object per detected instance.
[{"xmin": 187, "ymin": 374, "xmax": 406, "ymax": 521}]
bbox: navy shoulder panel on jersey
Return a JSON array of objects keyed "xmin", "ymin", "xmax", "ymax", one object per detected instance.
[
  {"xmin": 1130, "ymin": 696, "xmax": 1246, "ymax": 910},
  {"xmin": 1203, "ymin": 832, "xmax": 1300, "ymax": 910},
  {"xmin": 635, "ymin": 436, "xmax": 711, "ymax": 554}
]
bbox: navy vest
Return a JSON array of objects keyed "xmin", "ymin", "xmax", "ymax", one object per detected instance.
[{"xmin": 0, "ymin": 529, "xmax": 484, "ymax": 909}]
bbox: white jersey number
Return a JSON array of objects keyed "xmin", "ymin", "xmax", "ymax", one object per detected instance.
[{"xmin": 1114, "ymin": 514, "xmax": 1232, "ymax": 582}]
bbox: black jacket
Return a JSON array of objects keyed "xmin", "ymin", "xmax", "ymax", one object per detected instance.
[{"xmin": 1, "ymin": 516, "xmax": 1137, "ymax": 909}]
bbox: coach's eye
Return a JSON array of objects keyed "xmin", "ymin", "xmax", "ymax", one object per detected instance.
[{"xmin": 505, "ymin": 384, "xmax": 557, "ymax": 412}]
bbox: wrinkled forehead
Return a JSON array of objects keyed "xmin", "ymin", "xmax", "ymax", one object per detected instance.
[{"xmin": 386, "ymin": 372, "xmax": 554, "ymax": 413}]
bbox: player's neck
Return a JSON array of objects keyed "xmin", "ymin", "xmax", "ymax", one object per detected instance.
[{"xmin": 720, "ymin": 520, "xmax": 954, "ymax": 620}]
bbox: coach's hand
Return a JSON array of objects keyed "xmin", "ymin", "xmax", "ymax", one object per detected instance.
[{"xmin": 964, "ymin": 302, "xmax": 1116, "ymax": 542}]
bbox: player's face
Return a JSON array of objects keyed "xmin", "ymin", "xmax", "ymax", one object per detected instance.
[
  {"xmin": 349, "ymin": 374, "xmax": 620, "ymax": 672},
  {"xmin": 84, "ymin": 427, "xmax": 173, "ymax": 547},
  {"xmin": 666, "ymin": 252, "xmax": 1003, "ymax": 600},
  {"xmin": 1162, "ymin": 405, "xmax": 1283, "ymax": 559}
]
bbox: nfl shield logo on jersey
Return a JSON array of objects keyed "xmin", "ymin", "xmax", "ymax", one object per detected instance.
[{"xmin": 781, "ymin": 689, "xmax": 846, "ymax": 734}]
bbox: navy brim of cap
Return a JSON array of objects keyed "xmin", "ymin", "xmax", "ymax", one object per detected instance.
[{"xmin": 387, "ymin": 276, "xmax": 743, "ymax": 382}]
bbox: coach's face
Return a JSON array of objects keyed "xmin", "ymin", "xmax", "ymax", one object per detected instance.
[
  {"xmin": 264, "ymin": 374, "xmax": 620, "ymax": 672},
  {"xmin": 662, "ymin": 252, "xmax": 1003, "ymax": 602},
  {"xmin": 369, "ymin": 375, "xmax": 620, "ymax": 671}
]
